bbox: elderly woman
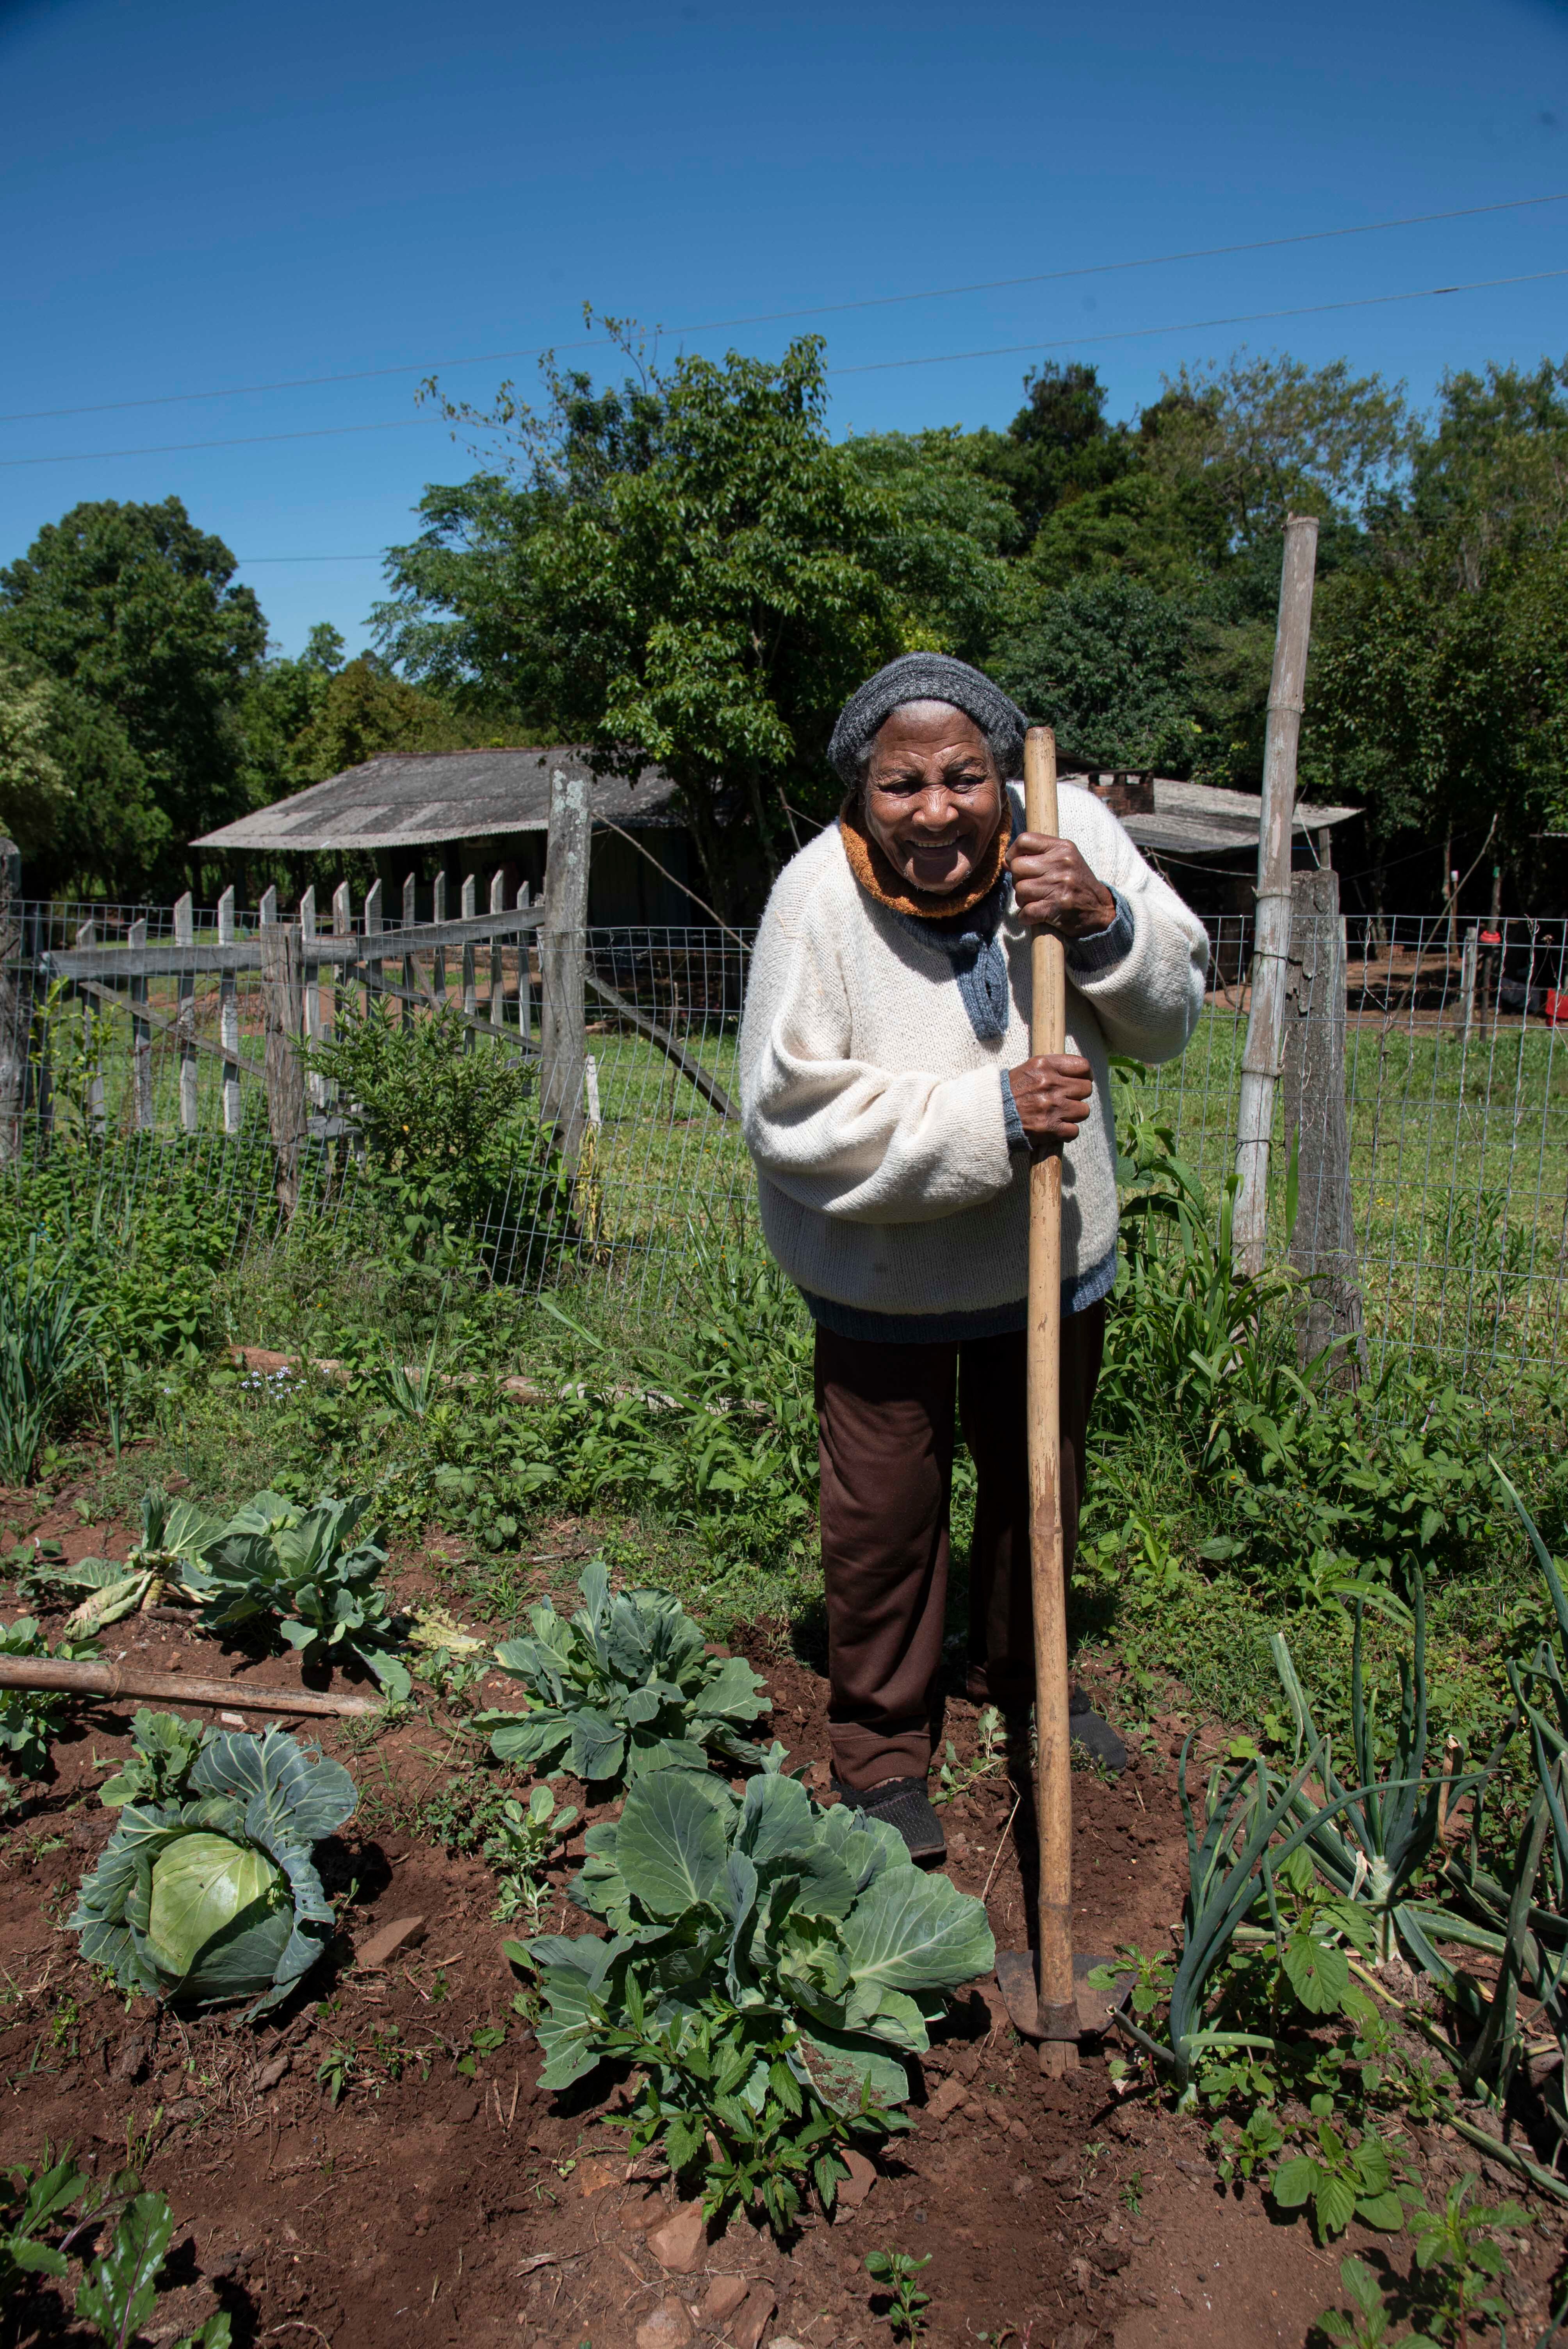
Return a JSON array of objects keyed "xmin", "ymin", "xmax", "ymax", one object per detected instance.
[{"xmin": 739, "ymin": 654, "xmax": 1208, "ymax": 1862}]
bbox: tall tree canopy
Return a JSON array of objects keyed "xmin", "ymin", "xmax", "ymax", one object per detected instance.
[
  {"xmin": 0, "ymin": 497, "xmax": 266, "ymax": 895},
  {"xmin": 378, "ymin": 330, "xmax": 916, "ymax": 909}
]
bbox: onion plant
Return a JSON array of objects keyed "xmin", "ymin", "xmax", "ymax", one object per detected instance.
[{"xmin": 1270, "ymin": 1577, "xmax": 1484, "ymax": 1975}]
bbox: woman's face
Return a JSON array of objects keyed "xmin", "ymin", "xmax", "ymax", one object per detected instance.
[{"xmin": 862, "ymin": 701, "xmax": 1005, "ymax": 895}]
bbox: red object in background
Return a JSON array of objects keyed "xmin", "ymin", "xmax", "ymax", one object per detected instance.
[
  {"xmin": 1544, "ymin": 991, "xmax": 1568, "ymax": 1025},
  {"xmin": 1480, "ymin": 930, "xmax": 1502, "ymax": 945}
]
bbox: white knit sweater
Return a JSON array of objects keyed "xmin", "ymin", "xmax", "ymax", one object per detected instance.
[{"xmin": 738, "ymin": 783, "xmax": 1209, "ymax": 1322}]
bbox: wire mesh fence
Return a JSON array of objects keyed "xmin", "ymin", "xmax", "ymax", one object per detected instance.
[{"xmin": 3, "ymin": 900, "xmax": 1566, "ymax": 1382}]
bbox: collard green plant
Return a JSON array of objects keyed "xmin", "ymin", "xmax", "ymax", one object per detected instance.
[
  {"xmin": 71, "ymin": 1725, "xmax": 356, "ymax": 2015},
  {"xmin": 512, "ymin": 1763, "xmax": 994, "ymax": 2230},
  {"xmin": 1, "ymin": 1615, "xmax": 99, "ymax": 1779},
  {"xmin": 479, "ymin": 1560, "xmax": 770, "ymax": 1788},
  {"xmin": 193, "ymin": 1491, "xmax": 410, "ymax": 1700}
]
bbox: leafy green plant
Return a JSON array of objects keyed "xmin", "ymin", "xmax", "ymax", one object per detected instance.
[
  {"xmin": 307, "ymin": 995, "xmax": 575, "ymax": 1276},
  {"xmin": 1, "ymin": 2144, "xmax": 94, "ymax": 2291},
  {"xmin": 0, "ymin": 1244, "xmax": 103, "ymax": 1485},
  {"xmin": 75, "ymin": 2187, "xmax": 231, "ymax": 2349},
  {"xmin": 1, "ymin": 1615, "xmax": 99, "ymax": 1779},
  {"xmin": 194, "ymin": 1490, "xmax": 411, "ymax": 1700},
  {"xmin": 71, "ymin": 1724, "xmax": 357, "ymax": 2015},
  {"xmin": 1271, "ymin": 1576, "xmax": 1484, "ymax": 1973},
  {"xmin": 1442, "ymin": 1469, "xmax": 1567, "ymax": 2134},
  {"xmin": 479, "ymin": 1560, "xmax": 770, "ymax": 1788},
  {"xmin": 512, "ymin": 1762, "xmax": 994, "ymax": 2230},
  {"xmin": 1270, "ymin": 2119, "xmax": 1405, "ymax": 2242},
  {"xmin": 1313, "ymin": 2255, "xmax": 1428, "ymax": 2349},
  {"xmin": 865, "ymin": 2246, "xmax": 932, "ymax": 2342},
  {"xmin": 1116, "ymin": 1731, "xmax": 1356, "ymax": 2099},
  {"xmin": 1, "ymin": 2153, "xmax": 225, "ymax": 2349},
  {"xmin": 96, "ymin": 1710, "xmax": 210, "ymax": 1811},
  {"xmin": 45, "ymin": 1488, "xmax": 225, "ymax": 1636},
  {"xmin": 1210, "ymin": 2102, "xmax": 1286, "ymax": 2187},
  {"xmin": 486, "ymin": 1785, "xmax": 580, "ymax": 1926},
  {"xmin": 1405, "ymin": 2177, "xmax": 1531, "ymax": 2342},
  {"xmin": 934, "ymin": 1705, "xmax": 1004, "ymax": 1807}
]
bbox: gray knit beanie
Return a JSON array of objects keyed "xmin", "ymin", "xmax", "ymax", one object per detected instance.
[{"xmin": 827, "ymin": 653, "xmax": 1029, "ymax": 787}]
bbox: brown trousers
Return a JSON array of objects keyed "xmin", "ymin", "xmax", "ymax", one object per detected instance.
[{"xmin": 814, "ymin": 1303, "xmax": 1105, "ymax": 1791}]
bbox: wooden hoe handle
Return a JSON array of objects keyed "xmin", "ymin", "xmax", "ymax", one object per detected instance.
[{"xmin": 1023, "ymin": 725, "xmax": 1078, "ymax": 2075}]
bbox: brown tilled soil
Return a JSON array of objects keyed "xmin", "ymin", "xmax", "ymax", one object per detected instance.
[{"xmin": 3, "ymin": 1486, "xmax": 1564, "ymax": 2349}]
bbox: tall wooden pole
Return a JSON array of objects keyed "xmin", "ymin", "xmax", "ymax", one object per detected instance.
[
  {"xmin": 1234, "ymin": 514, "xmax": 1319, "ymax": 1277},
  {"xmin": 541, "ymin": 767, "xmax": 592, "ymax": 1172},
  {"xmin": 1023, "ymin": 725, "xmax": 1078, "ymax": 2079}
]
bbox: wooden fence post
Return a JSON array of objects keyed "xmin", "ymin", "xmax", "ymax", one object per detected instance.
[
  {"xmin": 217, "ymin": 886, "xmax": 241, "ymax": 1134},
  {"xmin": 128, "ymin": 917, "xmax": 154, "ymax": 1130},
  {"xmin": 75, "ymin": 917, "xmax": 106, "ymax": 1139},
  {"xmin": 489, "ymin": 869, "xmax": 506, "ymax": 1037},
  {"xmin": 1234, "ymin": 513, "xmax": 1319, "ymax": 1275},
  {"xmin": 541, "ymin": 767, "xmax": 591, "ymax": 1169},
  {"xmin": 300, "ymin": 884, "xmax": 323, "ymax": 1105},
  {"xmin": 363, "ymin": 877, "xmax": 383, "ymax": 1011},
  {"xmin": 1458, "ymin": 925, "xmax": 1477, "ymax": 1044},
  {"xmin": 461, "ymin": 873, "xmax": 477, "ymax": 1034},
  {"xmin": 1282, "ymin": 868, "xmax": 1365, "ymax": 1383},
  {"xmin": 261, "ymin": 921, "xmax": 305, "ymax": 1215},
  {"xmin": 174, "ymin": 893, "xmax": 198, "ymax": 1132},
  {"xmin": 401, "ymin": 873, "xmax": 417, "ymax": 1029},
  {"xmin": 0, "ymin": 838, "xmax": 21, "ymax": 1162},
  {"xmin": 516, "ymin": 880, "xmax": 532, "ymax": 1041},
  {"xmin": 431, "ymin": 873, "xmax": 447, "ymax": 1003}
]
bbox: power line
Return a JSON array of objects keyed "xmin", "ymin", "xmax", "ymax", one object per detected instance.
[
  {"xmin": 0, "ymin": 419, "xmax": 427, "ymax": 469},
  {"xmin": 8, "ymin": 261, "xmax": 1566, "ymax": 471},
  {"xmin": 3, "ymin": 190, "xmax": 1565, "ymax": 428},
  {"xmin": 827, "ymin": 266, "xmax": 1568, "ymax": 377},
  {"xmin": 235, "ymin": 553, "xmax": 383, "ymax": 563}
]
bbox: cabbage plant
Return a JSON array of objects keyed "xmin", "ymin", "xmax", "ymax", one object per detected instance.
[
  {"xmin": 478, "ymin": 1560, "xmax": 768, "ymax": 1788},
  {"xmin": 71, "ymin": 1725, "xmax": 357, "ymax": 2015},
  {"xmin": 513, "ymin": 1763, "xmax": 994, "ymax": 2226},
  {"xmin": 46, "ymin": 1488, "xmax": 224, "ymax": 1636},
  {"xmin": 193, "ymin": 1492, "xmax": 411, "ymax": 1700}
]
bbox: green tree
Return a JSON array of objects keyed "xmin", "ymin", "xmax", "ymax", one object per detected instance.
[
  {"xmin": 0, "ymin": 497, "xmax": 266, "ymax": 894},
  {"xmin": 379, "ymin": 329, "xmax": 912, "ymax": 910},
  {"xmin": 0, "ymin": 656, "xmax": 71, "ymax": 854},
  {"xmin": 990, "ymin": 574, "xmax": 1200, "ymax": 770},
  {"xmin": 283, "ymin": 652, "xmax": 486, "ymax": 784},
  {"xmin": 966, "ymin": 361, "xmax": 1135, "ymax": 544}
]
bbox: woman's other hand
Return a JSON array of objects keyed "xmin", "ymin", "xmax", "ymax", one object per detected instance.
[
  {"xmin": 1007, "ymin": 833, "xmax": 1116, "ymax": 937},
  {"xmin": 1009, "ymin": 1054, "xmax": 1095, "ymax": 1142}
]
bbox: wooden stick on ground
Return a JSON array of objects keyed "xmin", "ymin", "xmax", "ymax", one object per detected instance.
[
  {"xmin": 1024, "ymin": 723, "xmax": 1079, "ymax": 2080},
  {"xmin": 0, "ymin": 1657, "xmax": 381, "ymax": 1718}
]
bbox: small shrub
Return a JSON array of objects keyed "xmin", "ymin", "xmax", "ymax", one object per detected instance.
[{"xmin": 0, "ymin": 1249, "xmax": 102, "ymax": 1485}]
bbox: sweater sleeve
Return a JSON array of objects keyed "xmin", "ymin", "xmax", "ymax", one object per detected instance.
[
  {"xmin": 739, "ymin": 909, "xmax": 1016, "ymax": 1228},
  {"xmin": 1061, "ymin": 796, "xmax": 1209, "ymax": 1065}
]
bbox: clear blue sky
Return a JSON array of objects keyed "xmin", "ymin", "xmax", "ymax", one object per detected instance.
[{"xmin": 4, "ymin": 0, "xmax": 1567, "ymax": 659}]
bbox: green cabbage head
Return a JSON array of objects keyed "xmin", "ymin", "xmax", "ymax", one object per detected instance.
[{"xmin": 70, "ymin": 1726, "xmax": 357, "ymax": 2015}]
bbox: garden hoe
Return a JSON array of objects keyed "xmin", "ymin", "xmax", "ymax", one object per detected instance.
[{"xmin": 994, "ymin": 725, "xmax": 1130, "ymax": 2077}]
